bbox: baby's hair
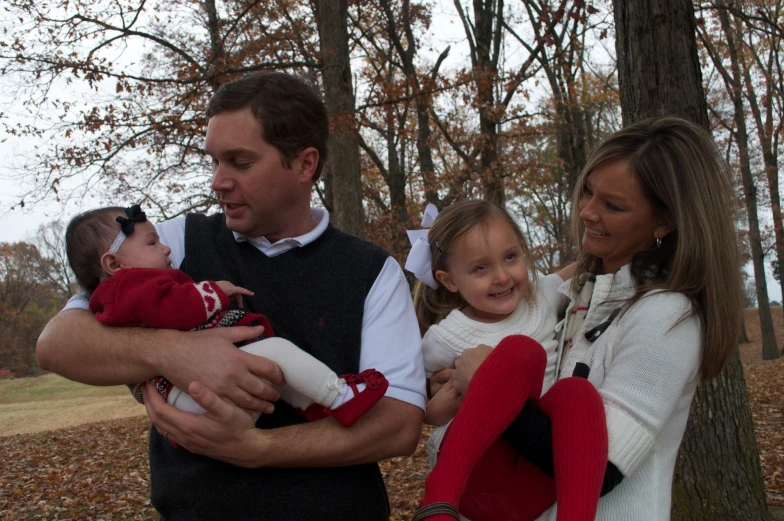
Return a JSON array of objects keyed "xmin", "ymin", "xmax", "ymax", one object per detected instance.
[
  {"xmin": 413, "ymin": 200, "xmax": 537, "ymax": 334},
  {"xmin": 65, "ymin": 207, "xmax": 126, "ymax": 293}
]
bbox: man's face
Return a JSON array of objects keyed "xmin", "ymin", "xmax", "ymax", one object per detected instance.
[{"xmin": 205, "ymin": 107, "xmax": 304, "ymax": 241}]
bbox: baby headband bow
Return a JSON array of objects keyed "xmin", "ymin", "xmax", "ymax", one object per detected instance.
[
  {"xmin": 107, "ymin": 204, "xmax": 147, "ymax": 254},
  {"xmin": 404, "ymin": 203, "xmax": 439, "ymax": 289}
]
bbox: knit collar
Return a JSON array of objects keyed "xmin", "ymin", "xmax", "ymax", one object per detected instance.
[
  {"xmin": 557, "ymin": 263, "xmax": 636, "ymax": 306},
  {"xmin": 443, "ymin": 289, "xmax": 545, "ymax": 337},
  {"xmin": 554, "ymin": 263, "xmax": 636, "ymax": 378}
]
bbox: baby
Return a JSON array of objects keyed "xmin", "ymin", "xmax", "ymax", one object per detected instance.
[{"xmin": 64, "ymin": 204, "xmax": 388, "ymax": 427}]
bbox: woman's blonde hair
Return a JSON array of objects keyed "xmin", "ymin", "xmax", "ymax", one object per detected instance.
[
  {"xmin": 413, "ymin": 200, "xmax": 537, "ymax": 335},
  {"xmin": 570, "ymin": 117, "xmax": 743, "ymax": 380}
]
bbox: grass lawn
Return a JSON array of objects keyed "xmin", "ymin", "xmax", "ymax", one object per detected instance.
[
  {"xmin": 0, "ymin": 374, "xmax": 145, "ymax": 437},
  {"xmin": 0, "ymin": 373, "xmax": 130, "ymax": 404}
]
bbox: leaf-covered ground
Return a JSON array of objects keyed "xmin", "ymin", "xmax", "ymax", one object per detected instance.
[
  {"xmin": 2, "ymin": 353, "xmax": 781, "ymax": 521},
  {"xmin": 0, "ymin": 418, "xmax": 434, "ymax": 520},
  {"xmin": 0, "ymin": 307, "xmax": 781, "ymax": 520},
  {"xmin": 741, "ymin": 307, "xmax": 784, "ymax": 508}
]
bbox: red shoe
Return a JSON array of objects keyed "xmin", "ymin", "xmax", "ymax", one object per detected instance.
[{"xmin": 300, "ymin": 369, "xmax": 389, "ymax": 427}]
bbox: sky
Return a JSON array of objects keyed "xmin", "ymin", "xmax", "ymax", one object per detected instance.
[{"xmin": 0, "ymin": 2, "xmax": 780, "ymax": 302}]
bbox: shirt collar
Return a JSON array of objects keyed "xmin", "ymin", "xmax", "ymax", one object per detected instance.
[{"xmin": 232, "ymin": 208, "xmax": 330, "ymax": 256}]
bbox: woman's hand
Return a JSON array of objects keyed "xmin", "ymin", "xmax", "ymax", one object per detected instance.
[
  {"xmin": 424, "ymin": 379, "xmax": 462, "ymax": 426},
  {"xmin": 453, "ymin": 344, "xmax": 493, "ymax": 394},
  {"xmin": 429, "ymin": 368, "xmax": 456, "ymax": 398}
]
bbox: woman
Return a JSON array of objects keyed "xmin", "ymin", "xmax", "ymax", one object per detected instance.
[{"xmin": 433, "ymin": 117, "xmax": 743, "ymax": 520}]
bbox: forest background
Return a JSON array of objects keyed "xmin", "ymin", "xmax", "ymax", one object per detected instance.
[{"xmin": 0, "ymin": 0, "xmax": 782, "ymax": 519}]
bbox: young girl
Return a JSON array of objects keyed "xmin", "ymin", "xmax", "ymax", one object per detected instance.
[
  {"xmin": 65, "ymin": 204, "xmax": 388, "ymax": 428},
  {"xmin": 406, "ymin": 200, "xmax": 607, "ymax": 521}
]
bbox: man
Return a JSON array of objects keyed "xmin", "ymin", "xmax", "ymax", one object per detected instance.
[{"xmin": 36, "ymin": 72, "xmax": 426, "ymax": 521}]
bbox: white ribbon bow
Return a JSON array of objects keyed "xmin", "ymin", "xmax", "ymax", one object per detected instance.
[{"xmin": 405, "ymin": 203, "xmax": 439, "ymax": 289}]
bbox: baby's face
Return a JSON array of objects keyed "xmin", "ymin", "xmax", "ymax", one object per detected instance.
[{"xmin": 113, "ymin": 220, "xmax": 172, "ymax": 270}]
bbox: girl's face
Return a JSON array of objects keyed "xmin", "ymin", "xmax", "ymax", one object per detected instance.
[
  {"xmin": 435, "ymin": 216, "xmax": 529, "ymax": 322},
  {"xmin": 578, "ymin": 158, "xmax": 671, "ymax": 274},
  {"xmin": 113, "ymin": 221, "xmax": 172, "ymax": 271}
]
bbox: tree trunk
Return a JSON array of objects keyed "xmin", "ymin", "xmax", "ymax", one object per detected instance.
[
  {"xmin": 614, "ymin": 0, "xmax": 709, "ymax": 128},
  {"xmin": 738, "ymin": 16, "xmax": 784, "ymax": 345},
  {"xmin": 613, "ymin": 0, "xmax": 773, "ymax": 518},
  {"xmin": 524, "ymin": 0, "xmax": 592, "ymax": 257},
  {"xmin": 317, "ymin": 0, "xmax": 366, "ymax": 238},
  {"xmin": 204, "ymin": 0, "xmax": 226, "ymax": 90},
  {"xmin": 472, "ymin": 0, "xmax": 504, "ymax": 206},
  {"xmin": 671, "ymin": 350, "xmax": 770, "ymax": 520},
  {"xmin": 379, "ymin": 0, "xmax": 438, "ymax": 210},
  {"xmin": 715, "ymin": 3, "xmax": 779, "ymax": 361},
  {"xmin": 739, "ymin": 314, "xmax": 750, "ymax": 344}
]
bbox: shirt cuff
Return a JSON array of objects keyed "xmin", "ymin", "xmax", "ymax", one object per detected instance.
[
  {"xmin": 605, "ymin": 402, "xmax": 655, "ymax": 476},
  {"xmin": 385, "ymin": 386, "xmax": 426, "ymax": 412},
  {"xmin": 62, "ymin": 291, "xmax": 90, "ymax": 311}
]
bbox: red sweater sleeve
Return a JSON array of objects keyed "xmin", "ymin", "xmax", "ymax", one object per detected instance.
[{"xmin": 89, "ymin": 268, "xmax": 230, "ymax": 330}]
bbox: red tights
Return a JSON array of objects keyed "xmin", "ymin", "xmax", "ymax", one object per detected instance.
[{"xmin": 420, "ymin": 335, "xmax": 608, "ymax": 521}]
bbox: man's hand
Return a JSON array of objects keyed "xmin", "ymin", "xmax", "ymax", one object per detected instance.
[
  {"xmin": 145, "ymin": 381, "xmax": 423, "ymax": 469},
  {"xmin": 215, "ymin": 281, "xmax": 254, "ymax": 308},
  {"xmin": 161, "ymin": 326, "xmax": 285, "ymax": 413},
  {"xmin": 453, "ymin": 344, "xmax": 493, "ymax": 395},
  {"xmin": 144, "ymin": 381, "xmax": 263, "ymax": 467}
]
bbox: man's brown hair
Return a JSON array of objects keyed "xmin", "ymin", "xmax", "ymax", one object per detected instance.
[{"xmin": 206, "ymin": 72, "xmax": 329, "ymax": 181}]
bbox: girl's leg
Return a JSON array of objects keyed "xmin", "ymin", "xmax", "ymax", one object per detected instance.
[
  {"xmin": 459, "ymin": 439, "xmax": 556, "ymax": 521},
  {"xmin": 145, "ymin": 336, "xmax": 386, "ymax": 427},
  {"xmin": 456, "ymin": 380, "xmax": 607, "ymax": 521},
  {"xmin": 537, "ymin": 377, "xmax": 607, "ymax": 521},
  {"xmin": 415, "ymin": 335, "xmax": 548, "ymax": 521}
]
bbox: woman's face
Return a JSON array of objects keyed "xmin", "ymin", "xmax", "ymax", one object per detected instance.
[{"xmin": 578, "ymin": 158, "xmax": 670, "ymax": 274}]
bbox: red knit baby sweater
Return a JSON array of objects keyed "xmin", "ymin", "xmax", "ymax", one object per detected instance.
[{"xmin": 89, "ymin": 268, "xmax": 231, "ymax": 330}]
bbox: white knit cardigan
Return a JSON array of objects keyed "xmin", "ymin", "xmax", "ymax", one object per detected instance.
[{"xmin": 537, "ymin": 264, "xmax": 703, "ymax": 521}]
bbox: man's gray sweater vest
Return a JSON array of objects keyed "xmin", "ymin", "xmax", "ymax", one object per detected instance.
[{"xmin": 149, "ymin": 213, "xmax": 391, "ymax": 521}]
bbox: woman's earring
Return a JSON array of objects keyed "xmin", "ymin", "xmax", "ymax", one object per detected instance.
[{"xmin": 655, "ymin": 237, "xmax": 662, "ymax": 249}]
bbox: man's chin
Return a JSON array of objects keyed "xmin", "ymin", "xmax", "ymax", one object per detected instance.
[
  {"xmin": 223, "ymin": 215, "xmax": 246, "ymax": 232},
  {"xmin": 224, "ymin": 217, "xmax": 264, "ymax": 238}
]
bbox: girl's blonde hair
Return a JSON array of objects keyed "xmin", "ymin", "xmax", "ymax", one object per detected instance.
[
  {"xmin": 570, "ymin": 117, "xmax": 743, "ymax": 380},
  {"xmin": 413, "ymin": 200, "xmax": 537, "ymax": 334}
]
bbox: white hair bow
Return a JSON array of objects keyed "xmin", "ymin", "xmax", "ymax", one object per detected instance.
[{"xmin": 405, "ymin": 203, "xmax": 439, "ymax": 289}]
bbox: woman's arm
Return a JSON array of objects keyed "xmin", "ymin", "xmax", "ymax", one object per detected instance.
[{"xmin": 556, "ymin": 261, "xmax": 577, "ymax": 281}]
